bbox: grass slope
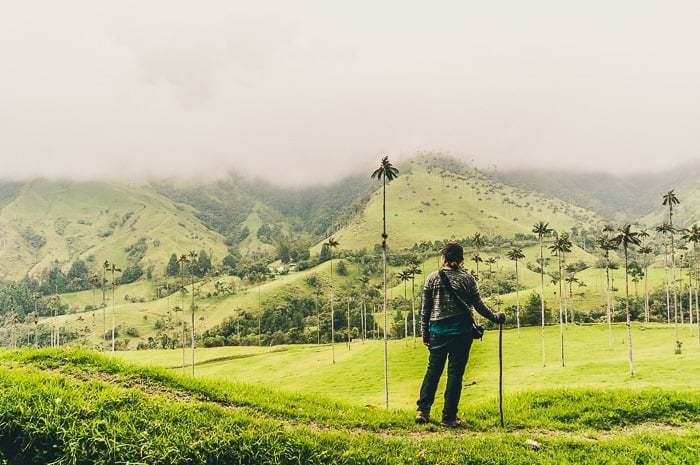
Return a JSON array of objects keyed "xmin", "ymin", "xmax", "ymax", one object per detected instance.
[
  {"xmin": 325, "ymin": 160, "xmax": 601, "ymax": 251},
  {"xmin": 1, "ymin": 326, "xmax": 699, "ymax": 464},
  {"xmin": 0, "ymin": 179, "xmax": 228, "ymax": 280},
  {"xmin": 117, "ymin": 324, "xmax": 700, "ymax": 409}
]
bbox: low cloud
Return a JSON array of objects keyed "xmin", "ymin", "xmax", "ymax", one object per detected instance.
[{"xmin": 1, "ymin": 0, "xmax": 699, "ymax": 184}]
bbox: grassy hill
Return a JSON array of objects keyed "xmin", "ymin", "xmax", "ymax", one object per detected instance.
[
  {"xmin": 325, "ymin": 157, "xmax": 602, "ymax": 252},
  {"xmin": 496, "ymin": 160, "xmax": 700, "ymax": 225},
  {"xmin": 0, "ymin": 179, "xmax": 228, "ymax": 280},
  {"xmin": 0, "ymin": 324, "xmax": 698, "ymax": 463}
]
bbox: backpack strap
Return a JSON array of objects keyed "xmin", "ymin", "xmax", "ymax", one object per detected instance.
[{"xmin": 438, "ymin": 270, "xmax": 483, "ymax": 339}]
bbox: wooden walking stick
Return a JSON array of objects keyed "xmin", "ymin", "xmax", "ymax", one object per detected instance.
[{"xmin": 499, "ymin": 322, "xmax": 504, "ymax": 428}]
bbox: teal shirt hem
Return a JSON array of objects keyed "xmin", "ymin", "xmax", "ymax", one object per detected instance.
[{"xmin": 429, "ymin": 314, "xmax": 469, "ymax": 336}]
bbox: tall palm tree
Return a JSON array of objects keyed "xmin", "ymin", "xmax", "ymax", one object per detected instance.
[
  {"xmin": 109, "ymin": 262, "xmax": 122, "ymax": 353},
  {"xmin": 656, "ymin": 222, "xmax": 673, "ymax": 324},
  {"xmin": 597, "ymin": 234, "xmax": 616, "ymax": 348},
  {"xmin": 398, "ymin": 269, "xmax": 411, "ymax": 344},
  {"xmin": 682, "ymin": 226, "xmax": 700, "ymax": 329},
  {"xmin": 533, "ymin": 221, "xmax": 553, "ymax": 366},
  {"xmin": 371, "ymin": 155, "xmax": 399, "ymax": 409},
  {"xmin": 359, "ymin": 274, "xmax": 370, "ymax": 342},
  {"xmin": 549, "ymin": 233, "xmax": 572, "ymax": 367},
  {"xmin": 471, "ymin": 233, "xmax": 485, "ymax": 279},
  {"xmin": 407, "ymin": 262, "xmax": 422, "ymax": 347},
  {"xmin": 506, "ymin": 247, "xmax": 525, "ymax": 334},
  {"xmin": 471, "ymin": 255, "xmax": 483, "ymax": 276},
  {"xmin": 638, "ymin": 245, "xmax": 654, "ymax": 324},
  {"xmin": 612, "ymin": 224, "xmax": 642, "ymax": 377},
  {"xmin": 314, "ymin": 285, "xmax": 323, "ymax": 344},
  {"xmin": 346, "ymin": 296, "xmax": 352, "ymax": 349},
  {"xmin": 102, "ymin": 260, "xmax": 110, "ymax": 350},
  {"xmin": 188, "ymin": 250, "xmax": 198, "ymax": 376},
  {"xmin": 663, "ymin": 191, "xmax": 680, "ymax": 336},
  {"xmin": 689, "ymin": 227, "xmax": 700, "ymax": 343},
  {"xmin": 177, "ymin": 254, "xmax": 189, "ymax": 372},
  {"xmin": 564, "ymin": 274, "xmax": 580, "ymax": 323},
  {"xmin": 324, "ymin": 237, "xmax": 340, "ymax": 364},
  {"xmin": 485, "ymin": 256, "xmax": 498, "ymax": 281}
]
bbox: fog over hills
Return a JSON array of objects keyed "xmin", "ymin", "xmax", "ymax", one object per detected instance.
[{"xmin": 495, "ymin": 159, "xmax": 700, "ymax": 221}]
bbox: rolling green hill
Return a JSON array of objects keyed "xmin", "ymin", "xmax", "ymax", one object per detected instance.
[
  {"xmin": 324, "ymin": 156, "xmax": 602, "ymax": 252},
  {"xmin": 0, "ymin": 179, "xmax": 228, "ymax": 281},
  {"xmin": 496, "ymin": 160, "xmax": 700, "ymax": 224}
]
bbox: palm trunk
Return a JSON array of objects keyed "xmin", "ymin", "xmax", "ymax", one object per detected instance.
[
  {"xmin": 411, "ymin": 277, "xmax": 416, "ymax": 347},
  {"xmin": 111, "ymin": 271, "xmax": 116, "ymax": 352},
  {"xmin": 361, "ymin": 300, "xmax": 366, "ymax": 343},
  {"xmin": 558, "ymin": 252, "xmax": 565, "ymax": 367},
  {"xmin": 347, "ymin": 298, "xmax": 351, "ymax": 349},
  {"xmin": 624, "ymin": 247, "xmax": 635, "ymax": 377},
  {"xmin": 515, "ymin": 260, "xmax": 520, "ymax": 336},
  {"xmin": 315, "ymin": 295, "xmax": 320, "ymax": 345},
  {"xmin": 671, "ymin": 222, "xmax": 679, "ymax": 342},
  {"xmin": 539, "ymin": 237, "xmax": 546, "ymax": 367},
  {"xmin": 404, "ymin": 312, "xmax": 408, "ymax": 346},
  {"xmin": 191, "ymin": 277, "xmax": 195, "ymax": 376},
  {"xmin": 664, "ymin": 245, "xmax": 671, "ymax": 324},
  {"xmin": 606, "ymin": 261, "xmax": 612, "ymax": 348},
  {"xmin": 689, "ymin": 273, "xmax": 694, "ymax": 328},
  {"xmin": 569, "ymin": 282, "xmax": 575, "ymax": 324},
  {"xmin": 643, "ymin": 264, "xmax": 649, "ymax": 324},
  {"xmin": 382, "ymin": 176, "xmax": 389, "ymax": 409},
  {"xmin": 330, "ymin": 258, "xmax": 335, "ymax": 364}
]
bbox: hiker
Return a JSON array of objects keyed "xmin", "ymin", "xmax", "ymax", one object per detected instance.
[{"xmin": 416, "ymin": 242, "xmax": 506, "ymax": 427}]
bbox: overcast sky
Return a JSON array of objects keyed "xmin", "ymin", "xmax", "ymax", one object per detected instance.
[{"xmin": 1, "ymin": 1, "xmax": 700, "ymax": 184}]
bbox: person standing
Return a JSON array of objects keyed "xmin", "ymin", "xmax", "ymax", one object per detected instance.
[{"xmin": 416, "ymin": 242, "xmax": 505, "ymax": 427}]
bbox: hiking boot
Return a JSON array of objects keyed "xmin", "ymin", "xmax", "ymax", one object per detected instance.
[
  {"xmin": 441, "ymin": 418, "xmax": 465, "ymax": 428},
  {"xmin": 415, "ymin": 410, "xmax": 430, "ymax": 424}
]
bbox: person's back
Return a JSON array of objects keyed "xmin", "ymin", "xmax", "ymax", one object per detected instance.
[{"xmin": 416, "ymin": 242, "xmax": 505, "ymax": 427}]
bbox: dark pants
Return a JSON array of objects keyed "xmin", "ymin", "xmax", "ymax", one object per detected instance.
[{"xmin": 417, "ymin": 333, "xmax": 473, "ymax": 421}]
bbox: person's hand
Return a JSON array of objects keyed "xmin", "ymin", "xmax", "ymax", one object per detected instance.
[
  {"xmin": 495, "ymin": 312, "xmax": 506, "ymax": 325},
  {"xmin": 422, "ymin": 334, "xmax": 430, "ymax": 347}
]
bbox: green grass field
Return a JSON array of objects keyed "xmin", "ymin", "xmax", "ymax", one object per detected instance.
[
  {"xmin": 117, "ymin": 324, "xmax": 700, "ymax": 409},
  {"xmin": 1, "ymin": 323, "xmax": 699, "ymax": 464}
]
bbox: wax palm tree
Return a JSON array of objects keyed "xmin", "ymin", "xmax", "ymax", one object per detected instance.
[
  {"xmin": 359, "ymin": 274, "xmax": 370, "ymax": 342},
  {"xmin": 471, "ymin": 233, "xmax": 485, "ymax": 278},
  {"xmin": 485, "ymin": 256, "xmax": 498, "ymax": 281},
  {"xmin": 313, "ymin": 285, "xmax": 323, "ymax": 344},
  {"xmin": 324, "ymin": 237, "xmax": 340, "ymax": 364},
  {"xmin": 399, "ymin": 270, "xmax": 411, "ymax": 301},
  {"xmin": 597, "ymin": 235, "xmax": 614, "ymax": 346},
  {"xmin": 471, "ymin": 255, "xmax": 483, "ymax": 277},
  {"xmin": 506, "ymin": 247, "xmax": 525, "ymax": 334},
  {"xmin": 688, "ymin": 226, "xmax": 700, "ymax": 343},
  {"xmin": 663, "ymin": 191, "xmax": 680, "ymax": 334},
  {"xmin": 102, "ymin": 260, "xmax": 110, "ymax": 350},
  {"xmin": 612, "ymin": 224, "xmax": 642, "ymax": 377},
  {"xmin": 177, "ymin": 254, "xmax": 189, "ymax": 372},
  {"xmin": 549, "ymin": 233, "xmax": 572, "ymax": 367},
  {"xmin": 371, "ymin": 155, "xmax": 399, "ymax": 409},
  {"xmin": 682, "ymin": 225, "xmax": 700, "ymax": 330},
  {"xmin": 532, "ymin": 221, "xmax": 553, "ymax": 366},
  {"xmin": 564, "ymin": 274, "xmax": 580, "ymax": 323},
  {"xmin": 108, "ymin": 262, "xmax": 122, "ymax": 353},
  {"xmin": 638, "ymin": 245, "xmax": 654, "ymax": 324},
  {"xmin": 407, "ymin": 263, "xmax": 422, "ymax": 347},
  {"xmin": 188, "ymin": 250, "xmax": 198, "ymax": 375},
  {"xmin": 656, "ymin": 222, "xmax": 673, "ymax": 324}
]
